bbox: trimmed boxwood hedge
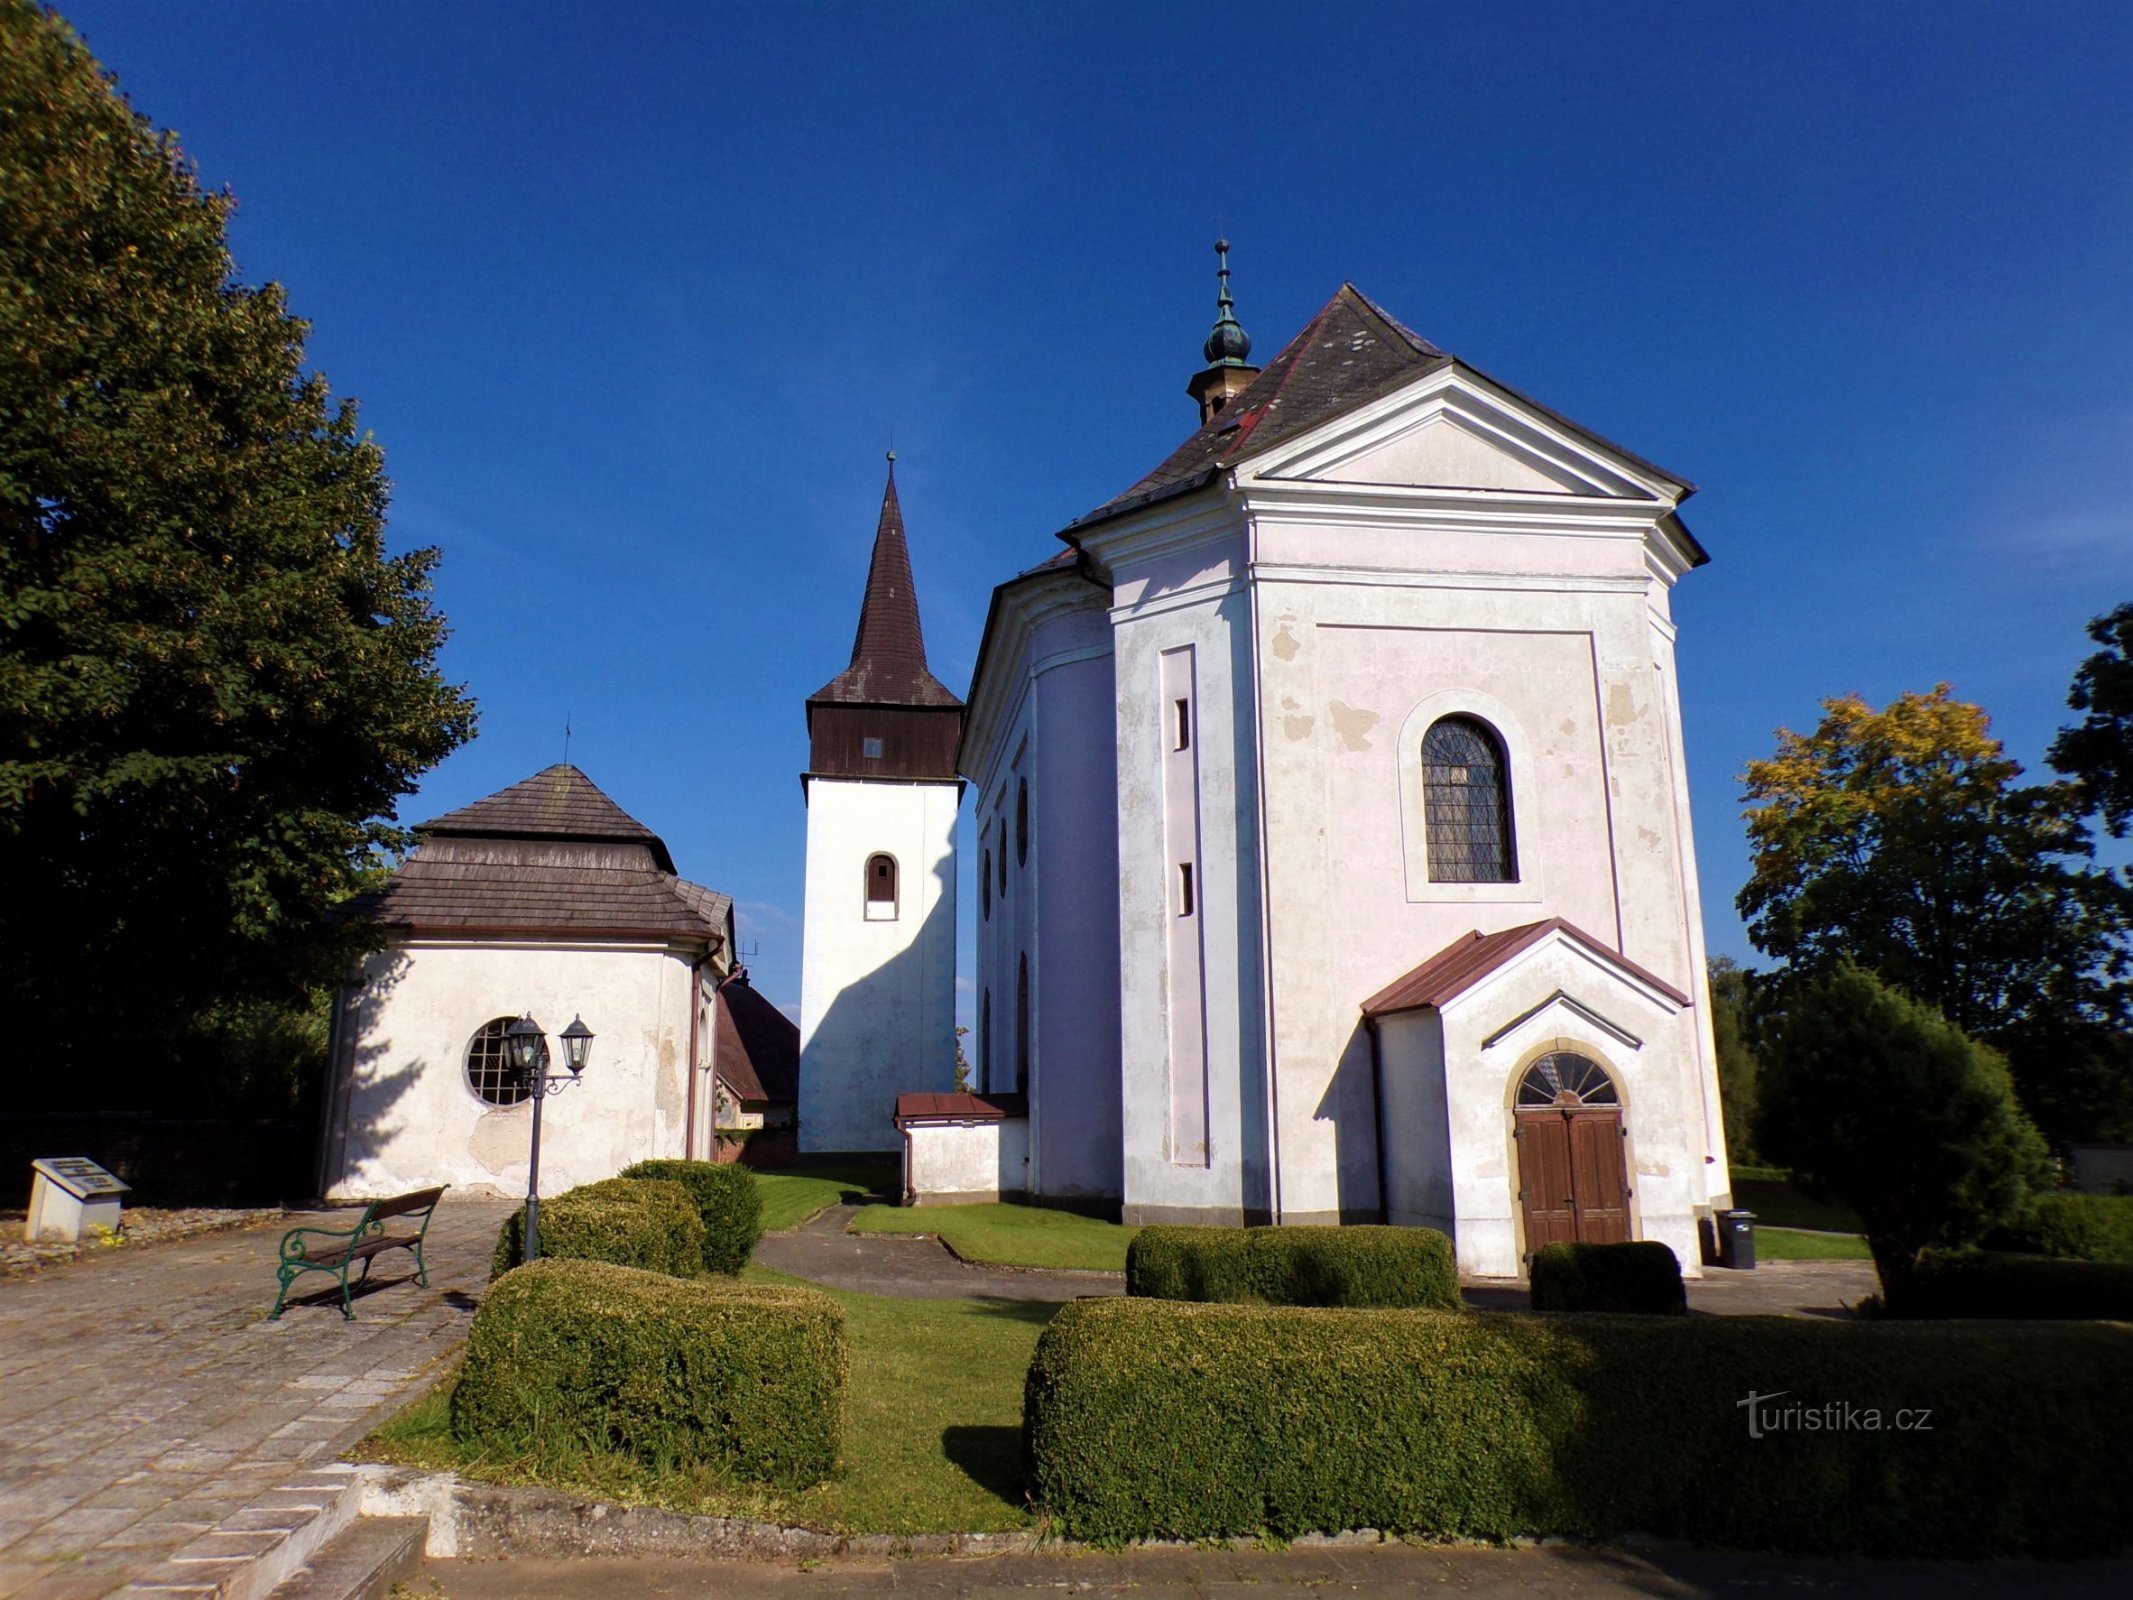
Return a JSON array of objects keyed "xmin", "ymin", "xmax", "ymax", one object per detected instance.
[
  {"xmin": 490, "ymin": 1177, "xmax": 704, "ymax": 1280},
  {"xmin": 1125, "ymin": 1225, "xmax": 1459, "ymax": 1309},
  {"xmin": 619, "ymin": 1158, "xmax": 764, "ymax": 1274},
  {"xmin": 1529, "ymin": 1240, "xmax": 1686, "ymax": 1315},
  {"xmin": 454, "ymin": 1258, "xmax": 845, "ymax": 1486},
  {"xmin": 1890, "ymin": 1248, "xmax": 2133, "ymax": 1320},
  {"xmin": 1024, "ymin": 1297, "xmax": 2133, "ymax": 1555},
  {"xmin": 1985, "ymin": 1193, "xmax": 2133, "ymax": 1264}
]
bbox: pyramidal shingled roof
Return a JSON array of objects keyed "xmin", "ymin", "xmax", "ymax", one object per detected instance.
[
  {"xmin": 810, "ymin": 466, "xmax": 963, "ymax": 709},
  {"xmin": 1072, "ymin": 284, "xmax": 1448, "ymax": 531},
  {"xmin": 421, "ymin": 763, "xmax": 675, "ymax": 873}
]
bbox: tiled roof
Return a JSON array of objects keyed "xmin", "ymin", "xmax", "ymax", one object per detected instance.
[
  {"xmin": 1068, "ymin": 282, "xmax": 1696, "ymax": 539},
  {"xmin": 1360, "ymin": 918, "xmax": 1690, "ymax": 1018},
  {"xmin": 1070, "ymin": 284, "xmax": 1448, "ymax": 531},
  {"xmin": 421, "ymin": 764, "xmax": 675, "ymax": 873},
  {"xmin": 811, "ymin": 466, "xmax": 964, "ymax": 709},
  {"xmin": 669, "ymin": 878, "xmax": 734, "ymax": 941},
  {"xmin": 714, "ymin": 972, "xmax": 798, "ymax": 1106},
  {"xmin": 894, "ymin": 1091, "xmax": 1028, "ymax": 1124}
]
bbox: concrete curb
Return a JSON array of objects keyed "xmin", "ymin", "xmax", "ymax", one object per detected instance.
[{"xmin": 355, "ymin": 1466, "xmax": 1042, "ymax": 1559}]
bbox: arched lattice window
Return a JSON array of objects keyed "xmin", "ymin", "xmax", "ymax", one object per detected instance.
[
  {"xmin": 865, "ymin": 853, "xmax": 898, "ymax": 917},
  {"xmin": 1016, "ymin": 779, "xmax": 1030, "ymax": 867},
  {"xmin": 1015, "ymin": 953, "xmax": 1030, "ymax": 1092},
  {"xmin": 465, "ymin": 1016, "xmax": 538, "ymax": 1107},
  {"xmin": 1422, "ymin": 716, "xmax": 1515, "ymax": 883},
  {"xmin": 1517, "ymin": 1052, "xmax": 1619, "ymax": 1109}
]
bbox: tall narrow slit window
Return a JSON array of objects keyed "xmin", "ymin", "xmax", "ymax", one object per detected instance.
[
  {"xmin": 1016, "ymin": 778, "xmax": 1030, "ymax": 866},
  {"xmin": 1174, "ymin": 698, "xmax": 1192, "ymax": 751},
  {"xmin": 1422, "ymin": 715, "xmax": 1515, "ymax": 882},
  {"xmin": 1177, "ymin": 861, "xmax": 1196, "ymax": 917},
  {"xmin": 981, "ymin": 847, "xmax": 993, "ymax": 920},
  {"xmin": 1015, "ymin": 953, "xmax": 1030, "ymax": 1092},
  {"xmin": 864, "ymin": 852, "xmax": 899, "ymax": 919}
]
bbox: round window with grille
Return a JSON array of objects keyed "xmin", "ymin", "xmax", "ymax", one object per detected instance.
[
  {"xmin": 465, "ymin": 1016, "xmax": 538, "ymax": 1107},
  {"xmin": 1516, "ymin": 1051, "xmax": 1618, "ymax": 1109}
]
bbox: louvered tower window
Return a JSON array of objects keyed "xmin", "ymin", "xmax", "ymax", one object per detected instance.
[{"xmin": 1422, "ymin": 716, "xmax": 1515, "ymax": 882}]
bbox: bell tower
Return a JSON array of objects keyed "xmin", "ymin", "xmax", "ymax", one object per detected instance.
[{"xmin": 796, "ymin": 456, "xmax": 965, "ymax": 1151}]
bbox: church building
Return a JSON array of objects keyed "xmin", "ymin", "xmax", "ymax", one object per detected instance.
[{"xmin": 946, "ymin": 248, "xmax": 1731, "ymax": 1277}]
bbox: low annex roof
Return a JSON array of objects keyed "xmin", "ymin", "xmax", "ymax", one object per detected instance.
[
  {"xmin": 1360, "ymin": 918, "xmax": 1691, "ymax": 1019},
  {"xmin": 894, "ymin": 1091, "xmax": 1028, "ymax": 1124},
  {"xmin": 350, "ymin": 765, "xmax": 728, "ymax": 946},
  {"xmin": 714, "ymin": 972, "xmax": 799, "ymax": 1106}
]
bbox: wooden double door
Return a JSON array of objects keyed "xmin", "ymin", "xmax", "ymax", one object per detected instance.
[{"xmin": 1515, "ymin": 1107, "xmax": 1631, "ymax": 1255}]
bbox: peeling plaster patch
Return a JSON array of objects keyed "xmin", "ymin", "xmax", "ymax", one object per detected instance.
[
  {"xmin": 1636, "ymin": 1159, "xmax": 1673, "ymax": 1178},
  {"xmin": 1606, "ymin": 683, "xmax": 1638, "ymax": 727},
  {"xmin": 1284, "ymin": 714, "xmax": 1315, "ymax": 742},
  {"xmin": 1328, "ymin": 701, "xmax": 1380, "ymax": 751},
  {"xmin": 1560, "ymin": 718, "xmax": 1577, "ymax": 736},
  {"xmin": 653, "ymin": 1030, "xmax": 684, "ymax": 1120},
  {"xmin": 1637, "ymin": 826, "xmax": 1663, "ymax": 852},
  {"xmin": 1271, "ymin": 623, "xmax": 1301, "ymax": 661},
  {"xmin": 468, "ymin": 1107, "xmax": 528, "ymax": 1174}
]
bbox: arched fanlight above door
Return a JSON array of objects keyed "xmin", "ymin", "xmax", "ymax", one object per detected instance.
[{"xmin": 1517, "ymin": 1051, "xmax": 1619, "ymax": 1109}]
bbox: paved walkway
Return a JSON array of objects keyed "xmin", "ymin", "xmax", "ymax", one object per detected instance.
[
  {"xmin": 408, "ymin": 1542, "xmax": 2133, "ymax": 1599},
  {"xmin": 762, "ymin": 1205, "xmax": 1880, "ymax": 1317},
  {"xmin": 754, "ymin": 1206, "xmax": 1123, "ymax": 1301},
  {"xmin": 0, "ymin": 1194, "xmax": 513, "ymax": 1600}
]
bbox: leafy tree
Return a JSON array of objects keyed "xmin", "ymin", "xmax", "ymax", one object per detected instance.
[
  {"xmin": 1738, "ymin": 686, "xmax": 2131, "ymax": 1145},
  {"xmin": 1759, "ymin": 963, "xmax": 2049, "ymax": 1300},
  {"xmin": 2049, "ymin": 601, "xmax": 2133, "ymax": 838},
  {"xmin": 0, "ymin": 3, "xmax": 474, "ymax": 1111},
  {"xmin": 1706, "ymin": 954, "xmax": 1761, "ymax": 1167}
]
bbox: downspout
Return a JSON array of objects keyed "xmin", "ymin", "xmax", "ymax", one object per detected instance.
[{"xmin": 683, "ymin": 948, "xmax": 708, "ymax": 1161}]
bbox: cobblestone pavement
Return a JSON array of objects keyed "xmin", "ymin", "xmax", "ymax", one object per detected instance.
[
  {"xmin": 409, "ymin": 1542, "xmax": 2133, "ymax": 1600},
  {"xmin": 0, "ymin": 1194, "xmax": 513, "ymax": 1600}
]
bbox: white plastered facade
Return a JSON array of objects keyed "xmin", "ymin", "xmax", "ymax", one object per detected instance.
[
  {"xmin": 320, "ymin": 938, "xmax": 717, "ymax": 1200},
  {"xmin": 797, "ymin": 777, "xmax": 960, "ymax": 1152}
]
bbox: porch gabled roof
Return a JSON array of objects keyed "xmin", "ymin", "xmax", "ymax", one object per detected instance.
[{"xmin": 1360, "ymin": 918, "xmax": 1690, "ymax": 1019}]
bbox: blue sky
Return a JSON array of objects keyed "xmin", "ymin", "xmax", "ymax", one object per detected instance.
[{"xmin": 60, "ymin": 0, "xmax": 2132, "ymax": 1019}]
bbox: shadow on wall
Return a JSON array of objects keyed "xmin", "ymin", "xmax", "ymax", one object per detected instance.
[
  {"xmin": 803, "ymin": 849, "xmax": 957, "ymax": 1152},
  {"xmin": 314, "ymin": 949, "xmax": 426, "ymax": 1199},
  {"xmin": 1222, "ymin": 589, "xmax": 1274, "ymax": 1222},
  {"xmin": 1313, "ymin": 1019, "xmax": 1386, "ymax": 1223}
]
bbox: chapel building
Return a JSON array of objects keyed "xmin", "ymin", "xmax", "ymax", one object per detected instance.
[{"xmin": 951, "ymin": 249, "xmax": 1731, "ymax": 1277}]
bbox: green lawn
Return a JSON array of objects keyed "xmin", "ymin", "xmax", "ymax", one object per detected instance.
[
  {"xmin": 750, "ymin": 1163, "xmax": 898, "ymax": 1233},
  {"xmin": 360, "ymin": 1263, "xmax": 1052, "ymax": 1535},
  {"xmin": 1734, "ymin": 1176, "xmax": 1864, "ymax": 1234},
  {"xmin": 1755, "ymin": 1226, "xmax": 1873, "ymax": 1261},
  {"xmin": 848, "ymin": 1200, "xmax": 1136, "ymax": 1272}
]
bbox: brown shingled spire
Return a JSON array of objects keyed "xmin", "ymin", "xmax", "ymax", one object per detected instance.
[
  {"xmin": 809, "ymin": 457, "xmax": 962, "ymax": 709},
  {"xmin": 804, "ymin": 457, "xmax": 965, "ymax": 782}
]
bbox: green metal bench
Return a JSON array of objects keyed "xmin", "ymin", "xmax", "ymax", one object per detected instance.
[{"xmin": 269, "ymin": 1186, "xmax": 447, "ymax": 1320}]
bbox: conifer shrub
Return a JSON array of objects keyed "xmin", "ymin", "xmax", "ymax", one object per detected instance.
[
  {"xmin": 1985, "ymin": 1193, "xmax": 2133, "ymax": 1264},
  {"xmin": 1528, "ymin": 1240, "xmax": 1687, "ymax": 1315},
  {"xmin": 1023, "ymin": 1297, "xmax": 2133, "ymax": 1555},
  {"xmin": 490, "ymin": 1177, "xmax": 704, "ymax": 1279},
  {"xmin": 454, "ymin": 1258, "xmax": 844, "ymax": 1486},
  {"xmin": 619, "ymin": 1158, "xmax": 764, "ymax": 1274},
  {"xmin": 1888, "ymin": 1249, "xmax": 2133, "ymax": 1320},
  {"xmin": 1125, "ymin": 1225, "xmax": 1459, "ymax": 1309}
]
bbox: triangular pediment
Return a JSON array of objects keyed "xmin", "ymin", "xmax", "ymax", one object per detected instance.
[{"xmin": 1247, "ymin": 367, "xmax": 1677, "ymax": 503}]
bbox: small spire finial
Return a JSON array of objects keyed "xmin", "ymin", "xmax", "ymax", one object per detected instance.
[
  {"xmin": 1201, "ymin": 238, "xmax": 1252, "ymax": 367},
  {"xmin": 886, "ymin": 448, "xmax": 896, "ymax": 463}
]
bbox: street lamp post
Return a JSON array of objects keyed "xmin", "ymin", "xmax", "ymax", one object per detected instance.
[{"xmin": 504, "ymin": 1013, "xmax": 596, "ymax": 1263}]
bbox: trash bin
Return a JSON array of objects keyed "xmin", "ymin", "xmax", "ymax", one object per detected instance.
[{"xmin": 1719, "ymin": 1208, "xmax": 1757, "ymax": 1270}]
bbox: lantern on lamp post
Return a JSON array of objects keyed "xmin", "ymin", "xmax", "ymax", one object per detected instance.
[{"xmin": 507, "ymin": 1012, "xmax": 595, "ymax": 1263}]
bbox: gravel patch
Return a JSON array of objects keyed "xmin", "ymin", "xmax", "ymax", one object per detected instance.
[{"xmin": 0, "ymin": 1204, "xmax": 284, "ymax": 1277}]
